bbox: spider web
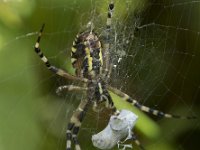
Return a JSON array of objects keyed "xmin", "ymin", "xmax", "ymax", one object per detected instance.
[{"xmin": 0, "ymin": 0, "xmax": 199, "ymax": 150}]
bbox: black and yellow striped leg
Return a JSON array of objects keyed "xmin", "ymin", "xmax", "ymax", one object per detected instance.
[
  {"xmin": 102, "ymin": 88, "xmax": 120, "ymax": 115},
  {"xmin": 56, "ymin": 85, "xmax": 87, "ymax": 95},
  {"xmin": 104, "ymin": 1, "xmax": 114, "ymax": 76},
  {"xmin": 66, "ymin": 100, "xmax": 90, "ymax": 150},
  {"xmin": 108, "ymin": 86, "xmax": 196, "ymax": 119},
  {"xmin": 34, "ymin": 24, "xmax": 90, "ymax": 83},
  {"xmin": 66, "ymin": 123, "xmax": 73, "ymax": 150},
  {"xmin": 131, "ymin": 134, "xmax": 145, "ymax": 150}
]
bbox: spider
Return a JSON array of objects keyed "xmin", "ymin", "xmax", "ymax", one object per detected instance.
[{"xmin": 34, "ymin": 1, "xmax": 195, "ymax": 150}]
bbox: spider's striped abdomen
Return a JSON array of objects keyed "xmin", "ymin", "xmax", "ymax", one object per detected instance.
[{"xmin": 71, "ymin": 31, "xmax": 103, "ymax": 79}]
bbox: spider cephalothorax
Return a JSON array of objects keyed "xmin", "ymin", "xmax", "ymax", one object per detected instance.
[{"xmin": 34, "ymin": 1, "xmax": 195, "ymax": 150}]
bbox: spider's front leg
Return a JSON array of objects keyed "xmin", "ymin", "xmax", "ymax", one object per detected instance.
[
  {"xmin": 34, "ymin": 24, "xmax": 90, "ymax": 83},
  {"xmin": 117, "ymin": 132, "xmax": 145, "ymax": 150},
  {"xmin": 66, "ymin": 99, "xmax": 90, "ymax": 150},
  {"xmin": 108, "ymin": 86, "xmax": 196, "ymax": 119}
]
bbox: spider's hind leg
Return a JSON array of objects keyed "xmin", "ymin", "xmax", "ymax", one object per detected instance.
[
  {"xmin": 103, "ymin": 1, "xmax": 114, "ymax": 77},
  {"xmin": 34, "ymin": 24, "xmax": 89, "ymax": 83}
]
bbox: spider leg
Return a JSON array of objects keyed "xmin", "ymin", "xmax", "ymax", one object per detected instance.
[
  {"xmin": 103, "ymin": 1, "xmax": 114, "ymax": 76},
  {"xmin": 34, "ymin": 24, "xmax": 90, "ymax": 83},
  {"xmin": 108, "ymin": 86, "xmax": 196, "ymax": 119},
  {"xmin": 66, "ymin": 99, "xmax": 90, "ymax": 150},
  {"xmin": 103, "ymin": 63, "xmax": 113, "ymax": 83},
  {"xmin": 131, "ymin": 134, "xmax": 145, "ymax": 150},
  {"xmin": 56, "ymin": 85, "xmax": 87, "ymax": 95},
  {"xmin": 102, "ymin": 87, "xmax": 120, "ymax": 115},
  {"xmin": 92, "ymin": 94, "xmax": 119, "ymax": 114}
]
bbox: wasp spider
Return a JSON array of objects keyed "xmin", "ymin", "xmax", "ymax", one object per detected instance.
[{"xmin": 34, "ymin": 1, "xmax": 196, "ymax": 150}]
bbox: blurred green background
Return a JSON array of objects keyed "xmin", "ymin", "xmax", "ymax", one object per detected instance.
[{"xmin": 0, "ymin": 0, "xmax": 200, "ymax": 150}]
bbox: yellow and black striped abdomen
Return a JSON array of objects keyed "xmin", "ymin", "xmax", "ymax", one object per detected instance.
[{"xmin": 71, "ymin": 31, "xmax": 103, "ymax": 79}]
